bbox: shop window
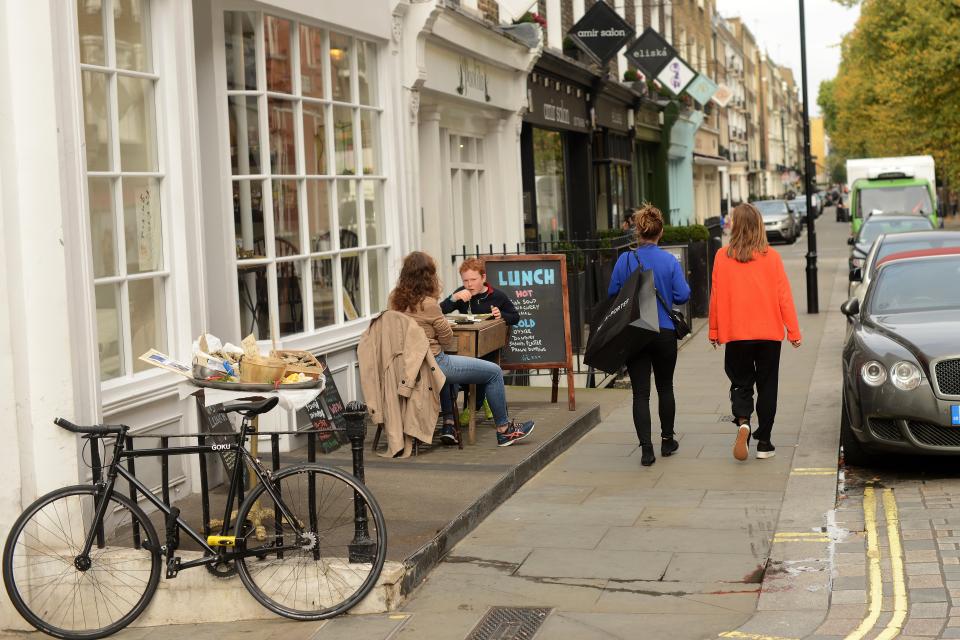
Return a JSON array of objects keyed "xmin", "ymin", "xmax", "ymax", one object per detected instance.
[
  {"xmin": 225, "ymin": 12, "xmax": 386, "ymax": 338},
  {"xmin": 448, "ymin": 134, "xmax": 485, "ymax": 253},
  {"xmin": 77, "ymin": 0, "xmax": 168, "ymax": 381},
  {"xmin": 532, "ymin": 128, "xmax": 567, "ymax": 241}
]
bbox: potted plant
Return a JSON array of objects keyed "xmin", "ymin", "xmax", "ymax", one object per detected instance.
[{"xmin": 622, "ymin": 68, "xmax": 646, "ymax": 94}]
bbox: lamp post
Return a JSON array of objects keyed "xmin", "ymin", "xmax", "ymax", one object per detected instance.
[{"xmin": 799, "ymin": 0, "xmax": 819, "ymax": 313}]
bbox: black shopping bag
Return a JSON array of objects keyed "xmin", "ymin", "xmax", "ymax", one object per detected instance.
[{"xmin": 583, "ymin": 263, "xmax": 659, "ymax": 374}]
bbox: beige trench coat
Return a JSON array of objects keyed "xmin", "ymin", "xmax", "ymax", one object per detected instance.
[{"xmin": 358, "ymin": 311, "xmax": 446, "ymax": 458}]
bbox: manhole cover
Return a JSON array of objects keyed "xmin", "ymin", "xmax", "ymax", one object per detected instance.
[
  {"xmin": 718, "ymin": 414, "xmax": 734, "ymax": 422},
  {"xmin": 465, "ymin": 607, "xmax": 552, "ymax": 640}
]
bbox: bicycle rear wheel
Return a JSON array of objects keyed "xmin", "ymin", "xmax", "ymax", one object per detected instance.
[
  {"xmin": 235, "ymin": 463, "xmax": 387, "ymax": 620},
  {"xmin": 2, "ymin": 485, "xmax": 161, "ymax": 640}
]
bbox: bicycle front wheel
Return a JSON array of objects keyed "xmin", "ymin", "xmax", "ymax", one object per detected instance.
[
  {"xmin": 2, "ymin": 485, "xmax": 161, "ymax": 640},
  {"xmin": 235, "ymin": 464, "xmax": 387, "ymax": 620}
]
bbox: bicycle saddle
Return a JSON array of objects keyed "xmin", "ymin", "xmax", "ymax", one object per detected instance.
[{"xmin": 220, "ymin": 396, "xmax": 280, "ymax": 417}]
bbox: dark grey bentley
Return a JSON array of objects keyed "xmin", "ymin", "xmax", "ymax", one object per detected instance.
[{"xmin": 840, "ymin": 247, "xmax": 960, "ymax": 464}]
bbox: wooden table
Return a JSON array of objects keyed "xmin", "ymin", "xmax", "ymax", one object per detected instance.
[{"xmin": 446, "ymin": 318, "xmax": 507, "ymax": 445}]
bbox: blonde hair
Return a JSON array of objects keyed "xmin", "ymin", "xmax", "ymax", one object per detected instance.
[
  {"xmin": 726, "ymin": 203, "xmax": 769, "ymax": 262},
  {"xmin": 633, "ymin": 203, "xmax": 664, "ymax": 244}
]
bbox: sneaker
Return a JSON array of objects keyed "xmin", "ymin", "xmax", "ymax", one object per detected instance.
[
  {"xmin": 496, "ymin": 420, "xmax": 535, "ymax": 447},
  {"xmin": 661, "ymin": 437, "xmax": 679, "ymax": 457},
  {"xmin": 481, "ymin": 398, "xmax": 494, "ymax": 421},
  {"xmin": 756, "ymin": 440, "xmax": 776, "ymax": 459},
  {"xmin": 439, "ymin": 424, "xmax": 458, "ymax": 445},
  {"xmin": 640, "ymin": 444, "xmax": 656, "ymax": 466},
  {"xmin": 458, "ymin": 407, "xmax": 472, "ymax": 428},
  {"xmin": 733, "ymin": 424, "xmax": 751, "ymax": 461}
]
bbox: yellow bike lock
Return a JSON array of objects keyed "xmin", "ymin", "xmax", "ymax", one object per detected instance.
[{"xmin": 207, "ymin": 535, "xmax": 236, "ymax": 547}]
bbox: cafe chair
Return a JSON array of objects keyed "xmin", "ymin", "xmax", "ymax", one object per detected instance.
[{"xmin": 370, "ymin": 384, "xmax": 462, "ymax": 455}]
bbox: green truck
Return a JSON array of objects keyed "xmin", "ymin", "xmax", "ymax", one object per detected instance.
[{"xmin": 846, "ymin": 156, "xmax": 939, "ymax": 234}]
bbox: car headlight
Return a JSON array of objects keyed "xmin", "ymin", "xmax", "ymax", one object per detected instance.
[
  {"xmin": 890, "ymin": 361, "xmax": 921, "ymax": 390},
  {"xmin": 861, "ymin": 361, "xmax": 887, "ymax": 386}
]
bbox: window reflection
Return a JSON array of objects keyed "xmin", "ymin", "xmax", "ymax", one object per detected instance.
[
  {"xmin": 233, "ymin": 180, "xmax": 264, "ymax": 259},
  {"xmin": 329, "ymin": 32, "xmax": 351, "ymax": 102},
  {"xmin": 265, "ymin": 15, "xmax": 292, "ymax": 94},
  {"xmin": 333, "ymin": 106, "xmax": 354, "ymax": 175},
  {"xmin": 229, "ymin": 96, "xmax": 261, "ymax": 175},
  {"xmin": 224, "ymin": 12, "xmax": 257, "ymax": 90}
]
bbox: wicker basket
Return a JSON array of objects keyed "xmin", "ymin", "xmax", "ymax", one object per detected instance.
[
  {"xmin": 271, "ymin": 349, "xmax": 324, "ymax": 380},
  {"xmin": 239, "ymin": 357, "xmax": 287, "ymax": 384}
]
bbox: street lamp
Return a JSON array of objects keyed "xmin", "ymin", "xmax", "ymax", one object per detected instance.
[{"xmin": 799, "ymin": 0, "xmax": 819, "ymax": 313}]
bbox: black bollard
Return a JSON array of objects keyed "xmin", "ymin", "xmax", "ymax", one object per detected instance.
[{"xmin": 343, "ymin": 401, "xmax": 376, "ymax": 563}]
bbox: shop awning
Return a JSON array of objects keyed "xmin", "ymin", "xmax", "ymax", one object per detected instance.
[{"xmin": 693, "ymin": 152, "xmax": 729, "ymax": 167}]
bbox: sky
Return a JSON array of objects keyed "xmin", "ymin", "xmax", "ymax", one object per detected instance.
[{"xmin": 716, "ymin": 0, "xmax": 860, "ymax": 116}]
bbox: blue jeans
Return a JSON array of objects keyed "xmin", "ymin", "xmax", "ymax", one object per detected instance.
[{"xmin": 434, "ymin": 352, "xmax": 508, "ymax": 427}]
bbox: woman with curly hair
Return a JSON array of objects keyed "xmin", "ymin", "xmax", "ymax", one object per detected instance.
[{"xmin": 389, "ymin": 252, "xmax": 535, "ymax": 447}]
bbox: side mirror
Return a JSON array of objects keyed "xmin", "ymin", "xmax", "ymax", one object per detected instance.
[
  {"xmin": 840, "ymin": 298, "xmax": 861, "ymax": 317},
  {"xmin": 847, "ymin": 236, "xmax": 856, "ymax": 246},
  {"xmin": 849, "ymin": 267, "xmax": 863, "ymax": 283}
]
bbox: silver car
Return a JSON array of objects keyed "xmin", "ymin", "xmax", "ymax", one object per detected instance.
[
  {"xmin": 847, "ymin": 214, "xmax": 934, "ymax": 282},
  {"xmin": 752, "ymin": 200, "xmax": 798, "ymax": 244},
  {"xmin": 849, "ymin": 230, "xmax": 960, "ymax": 302},
  {"xmin": 840, "ymin": 247, "xmax": 960, "ymax": 464}
]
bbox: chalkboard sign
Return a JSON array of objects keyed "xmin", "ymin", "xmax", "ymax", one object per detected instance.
[
  {"xmin": 196, "ymin": 398, "xmax": 239, "ymax": 475},
  {"xmin": 299, "ymin": 356, "xmax": 347, "ymax": 454},
  {"xmin": 484, "ymin": 255, "xmax": 572, "ymax": 368}
]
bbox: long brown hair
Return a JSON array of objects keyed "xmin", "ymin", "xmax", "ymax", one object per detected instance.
[
  {"xmin": 633, "ymin": 203, "xmax": 664, "ymax": 244},
  {"xmin": 726, "ymin": 203, "xmax": 769, "ymax": 262},
  {"xmin": 389, "ymin": 251, "xmax": 441, "ymax": 312}
]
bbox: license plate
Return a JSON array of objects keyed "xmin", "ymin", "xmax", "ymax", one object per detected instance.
[{"xmin": 953, "ymin": 405, "xmax": 960, "ymax": 426}]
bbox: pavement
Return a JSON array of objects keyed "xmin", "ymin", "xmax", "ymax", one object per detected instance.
[{"xmin": 5, "ymin": 214, "xmax": 890, "ymax": 639}]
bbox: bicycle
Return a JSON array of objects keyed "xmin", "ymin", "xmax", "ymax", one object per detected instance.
[{"xmin": 2, "ymin": 397, "xmax": 387, "ymax": 639}]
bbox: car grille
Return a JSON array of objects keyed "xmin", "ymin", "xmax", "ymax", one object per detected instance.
[
  {"xmin": 869, "ymin": 418, "xmax": 904, "ymax": 442},
  {"xmin": 907, "ymin": 421, "xmax": 960, "ymax": 447},
  {"xmin": 935, "ymin": 358, "xmax": 960, "ymax": 395}
]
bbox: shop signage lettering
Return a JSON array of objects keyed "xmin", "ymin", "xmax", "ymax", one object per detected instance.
[
  {"xmin": 595, "ymin": 97, "xmax": 630, "ymax": 132},
  {"xmin": 567, "ymin": 2, "xmax": 634, "ymax": 65},
  {"xmin": 543, "ymin": 101, "xmax": 571, "ymax": 125},
  {"xmin": 457, "ymin": 57, "xmax": 491, "ymax": 102},
  {"xmin": 526, "ymin": 75, "xmax": 590, "ymax": 133},
  {"xmin": 626, "ymin": 28, "xmax": 678, "ymax": 78}
]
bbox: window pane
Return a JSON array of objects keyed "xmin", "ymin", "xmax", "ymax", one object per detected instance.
[
  {"xmin": 357, "ymin": 40, "xmax": 376, "ymax": 106},
  {"xmin": 117, "ymin": 76, "xmax": 158, "ymax": 172},
  {"xmin": 265, "ymin": 15, "xmax": 292, "ymax": 94},
  {"xmin": 268, "ymin": 98, "xmax": 296, "ymax": 175},
  {"xmin": 332, "ymin": 106, "xmax": 354, "ymax": 175},
  {"xmin": 311, "ymin": 258, "xmax": 335, "ymax": 329},
  {"xmin": 229, "ymin": 96, "xmax": 261, "ymax": 175},
  {"xmin": 129, "ymin": 278, "xmax": 166, "ymax": 373},
  {"xmin": 272, "ymin": 179, "xmax": 300, "ymax": 255},
  {"xmin": 337, "ymin": 180, "xmax": 358, "ymax": 249},
  {"xmin": 88, "ymin": 178, "xmax": 117, "ymax": 278},
  {"xmin": 224, "ymin": 11, "xmax": 256, "ymax": 91},
  {"xmin": 277, "ymin": 259, "xmax": 305, "ymax": 336},
  {"xmin": 114, "ymin": 0, "xmax": 151, "ymax": 72},
  {"xmin": 302, "ymin": 102, "xmax": 327, "ymax": 175},
  {"xmin": 366, "ymin": 249, "xmax": 386, "ymax": 314},
  {"xmin": 77, "ymin": 0, "xmax": 105, "ymax": 66},
  {"xmin": 361, "ymin": 180, "xmax": 383, "ymax": 245},
  {"xmin": 341, "ymin": 252, "xmax": 361, "ymax": 321},
  {"xmin": 81, "ymin": 70, "xmax": 111, "ymax": 171},
  {"xmin": 237, "ymin": 264, "xmax": 269, "ymax": 339},
  {"xmin": 122, "ymin": 177, "xmax": 163, "ymax": 274},
  {"xmin": 234, "ymin": 180, "xmax": 265, "ymax": 259},
  {"xmin": 359, "ymin": 109, "xmax": 379, "ymax": 175},
  {"xmin": 299, "ymin": 24, "xmax": 325, "ymax": 99},
  {"xmin": 329, "ymin": 32, "xmax": 351, "ymax": 102},
  {"xmin": 532, "ymin": 128, "xmax": 566, "ymax": 240},
  {"xmin": 96, "ymin": 283, "xmax": 123, "ymax": 380},
  {"xmin": 306, "ymin": 180, "xmax": 331, "ymax": 251}
]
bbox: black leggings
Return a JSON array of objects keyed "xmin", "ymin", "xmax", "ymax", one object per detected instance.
[
  {"xmin": 724, "ymin": 340, "xmax": 781, "ymax": 442},
  {"xmin": 626, "ymin": 329, "xmax": 679, "ymax": 446}
]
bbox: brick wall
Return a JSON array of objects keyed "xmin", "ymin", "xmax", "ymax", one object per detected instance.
[{"xmin": 479, "ymin": 0, "xmax": 499, "ymax": 23}]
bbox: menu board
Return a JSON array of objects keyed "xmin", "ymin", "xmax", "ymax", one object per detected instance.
[
  {"xmin": 483, "ymin": 255, "xmax": 572, "ymax": 369},
  {"xmin": 197, "ymin": 399, "xmax": 239, "ymax": 475},
  {"xmin": 299, "ymin": 356, "xmax": 348, "ymax": 454}
]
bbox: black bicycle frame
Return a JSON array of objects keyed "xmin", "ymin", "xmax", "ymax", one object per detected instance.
[{"xmin": 78, "ymin": 421, "xmax": 306, "ymax": 570}]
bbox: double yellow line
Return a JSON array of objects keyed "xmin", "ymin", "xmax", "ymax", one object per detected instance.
[{"xmin": 844, "ymin": 487, "xmax": 907, "ymax": 640}]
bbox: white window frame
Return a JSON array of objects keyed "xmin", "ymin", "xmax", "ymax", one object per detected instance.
[{"xmin": 220, "ymin": 7, "xmax": 389, "ymax": 345}]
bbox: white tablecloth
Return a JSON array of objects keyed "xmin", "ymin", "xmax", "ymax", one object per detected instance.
[{"xmin": 178, "ymin": 377, "xmax": 325, "ymax": 412}]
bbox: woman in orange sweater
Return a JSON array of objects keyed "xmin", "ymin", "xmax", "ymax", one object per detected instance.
[{"xmin": 709, "ymin": 203, "xmax": 802, "ymax": 461}]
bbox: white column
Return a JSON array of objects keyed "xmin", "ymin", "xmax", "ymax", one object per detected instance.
[
  {"xmin": 572, "ymin": 0, "xmax": 586, "ymax": 22},
  {"xmin": 546, "ymin": 0, "xmax": 562, "ymax": 50},
  {"xmin": 418, "ymin": 109, "xmax": 443, "ymax": 257}
]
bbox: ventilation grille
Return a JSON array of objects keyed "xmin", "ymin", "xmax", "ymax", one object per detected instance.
[
  {"xmin": 869, "ymin": 418, "xmax": 904, "ymax": 442},
  {"xmin": 935, "ymin": 358, "xmax": 960, "ymax": 395},
  {"xmin": 908, "ymin": 421, "xmax": 960, "ymax": 447}
]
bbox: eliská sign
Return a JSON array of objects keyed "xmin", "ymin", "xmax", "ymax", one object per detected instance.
[
  {"xmin": 567, "ymin": 1, "xmax": 634, "ymax": 65},
  {"xmin": 624, "ymin": 28, "xmax": 677, "ymax": 78}
]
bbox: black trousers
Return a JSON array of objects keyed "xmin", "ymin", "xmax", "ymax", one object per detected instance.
[
  {"xmin": 724, "ymin": 340, "xmax": 782, "ymax": 442},
  {"xmin": 626, "ymin": 329, "xmax": 678, "ymax": 446}
]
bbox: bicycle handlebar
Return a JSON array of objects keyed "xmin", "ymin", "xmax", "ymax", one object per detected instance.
[{"xmin": 54, "ymin": 417, "xmax": 127, "ymax": 435}]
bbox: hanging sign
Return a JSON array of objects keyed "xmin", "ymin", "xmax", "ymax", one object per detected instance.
[
  {"xmin": 624, "ymin": 28, "xmax": 677, "ymax": 78},
  {"xmin": 567, "ymin": 1, "xmax": 635, "ymax": 65},
  {"xmin": 712, "ymin": 83, "xmax": 733, "ymax": 108},
  {"xmin": 686, "ymin": 73, "xmax": 719, "ymax": 106},
  {"xmin": 656, "ymin": 57, "xmax": 696, "ymax": 96}
]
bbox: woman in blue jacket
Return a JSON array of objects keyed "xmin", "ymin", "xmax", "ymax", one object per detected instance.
[{"xmin": 607, "ymin": 205, "xmax": 691, "ymax": 466}]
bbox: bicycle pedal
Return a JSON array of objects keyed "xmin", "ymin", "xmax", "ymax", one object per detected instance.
[
  {"xmin": 207, "ymin": 535, "xmax": 236, "ymax": 547},
  {"xmin": 165, "ymin": 556, "xmax": 181, "ymax": 579}
]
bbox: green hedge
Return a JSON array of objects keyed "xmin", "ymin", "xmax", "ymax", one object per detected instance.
[{"xmin": 661, "ymin": 224, "xmax": 709, "ymax": 243}]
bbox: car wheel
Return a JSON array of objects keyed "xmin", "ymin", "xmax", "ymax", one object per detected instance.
[
  {"xmin": 840, "ymin": 390, "xmax": 869, "ymax": 467},
  {"xmin": 787, "ymin": 231, "xmax": 797, "ymax": 244}
]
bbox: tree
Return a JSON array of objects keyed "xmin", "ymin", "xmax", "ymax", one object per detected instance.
[{"xmin": 822, "ymin": 0, "xmax": 960, "ymax": 186}]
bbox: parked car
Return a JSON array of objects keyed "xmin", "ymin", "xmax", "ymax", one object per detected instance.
[
  {"xmin": 790, "ymin": 197, "xmax": 809, "ymax": 225},
  {"xmin": 847, "ymin": 214, "xmax": 935, "ymax": 277},
  {"xmin": 752, "ymin": 199, "xmax": 798, "ymax": 244},
  {"xmin": 849, "ymin": 230, "xmax": 960, "ymax": 302},
  {"xmin": 840, "ymin": 246, "xmax": 960, "ymax": 464}
]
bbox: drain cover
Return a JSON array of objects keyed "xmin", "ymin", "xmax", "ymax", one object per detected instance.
[
  {"xmin": 465, "ymin": 607, "xmax": 552, "ymax": 640},
  {"xmin": 718, "ymin": 414, "xmax": 735, "ymax": 422}
]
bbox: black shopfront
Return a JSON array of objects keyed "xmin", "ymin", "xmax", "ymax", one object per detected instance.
[
  {"xmin": 520, "ymin": 52, "xmax": 598, "ymax": 243},
  {"xmin": 593, "ymin": 85, "xmax": 636, "ymax": 231}
]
